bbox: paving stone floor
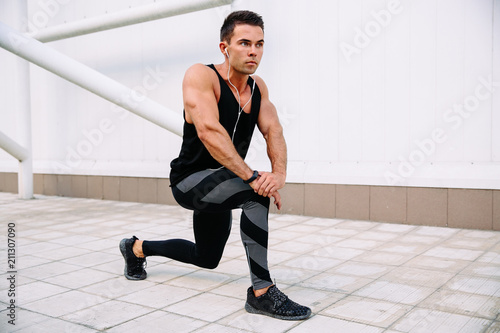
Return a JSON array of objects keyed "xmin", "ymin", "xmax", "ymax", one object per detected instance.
[{"xmin": 0, "ymin": 192, "xmax": 499, "ymax": 332}]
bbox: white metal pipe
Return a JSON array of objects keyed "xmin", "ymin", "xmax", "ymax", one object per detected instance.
[
  {"xmin": 16, "ymin": 53, "xmax": 34, "ymax": 199},
  {"xmin": 33, "ymin": 0, "xmax": 232, "ymax": 42},
  {"xmin": 0, "ymin": 21, "xmax": 184, "ymax": 137},
  {"xmin": 0, "ymin": 131, "xmax": 29, "ymax": 162},
  {"xmin": 231, "ymin": 0, "xmax": 246, "ymax": 11},
  {"xmin": 14, "ymin": 0, "xmax": 34, "ymax": 199}
]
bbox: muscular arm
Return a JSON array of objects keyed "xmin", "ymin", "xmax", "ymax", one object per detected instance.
[
  {"xmin": 183, "ymin": 64, "xmax": 255, "ymax": 181},
  {"xmin": 252, "ymin": 76, "xmax": 287, "ymax": 198}
]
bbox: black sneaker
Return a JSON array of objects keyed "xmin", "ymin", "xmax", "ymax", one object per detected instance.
[
  {"xmin": 119, "ymin": 236, "xmax": 147, "ymax": 280},
  {"xmin": 245, "ymin": 285, "xmax": 312, "ymax": 320}
]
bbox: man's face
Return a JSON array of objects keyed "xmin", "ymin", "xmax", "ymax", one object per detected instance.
[{"xmin": 227, "ymin": 24, "xmax": 264, "ymax": 75}]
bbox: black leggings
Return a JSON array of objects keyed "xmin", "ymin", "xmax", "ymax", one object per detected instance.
[{"xmin": 142, "ymin": 168, "xmax": 273, "ymax": 290}]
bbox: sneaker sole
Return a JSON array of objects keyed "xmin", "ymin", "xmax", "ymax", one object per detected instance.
[
  {"xmin": 119, "ymin": 239, "xmax": 147, "ymax": 281},
  {"xmin": 244, "ymin": 302, "xmax": 311, "ymax": 321}
]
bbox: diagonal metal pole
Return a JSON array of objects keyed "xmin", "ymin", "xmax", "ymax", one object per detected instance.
[
  {"xmin": 32, "ymin": 0, "xmax": 232, "ymax": 43},
  {"xmin": 0, "ymin": 20, "xmax": 184, "ymax": 137},
  {"xmin": 0, "ymin": 131, "xmax": 29, "ymax": 162}
]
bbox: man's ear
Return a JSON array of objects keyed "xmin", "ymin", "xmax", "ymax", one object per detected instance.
[{"xmin": 219, "ymin": 42, "xmax": 229, "ymax": 57}]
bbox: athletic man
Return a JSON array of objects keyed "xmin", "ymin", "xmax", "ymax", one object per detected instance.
[{"xmin": 120, "ymin": 10, "xmax": 311, "ymax": 321}]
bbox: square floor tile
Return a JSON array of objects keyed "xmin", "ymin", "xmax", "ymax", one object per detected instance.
[
  {"xmin": 22, "ymin": 290, "xmax": 107, "ymax": 317},
  {"xmin": 221, "ymin": 309, "xmax": 298, "ymax": 333},
  {"xmin": 420, "ymin": 289, "xmax": 500, "ymax": 319},
  {"xmin": 423, "ymin": 246, "xmax": 484, "ymax": 261},
  {"xmin": 17, "ymin": 281, "xmax": 69, "ymax": 305},
  {"xmin": 31, "ymin": 246, "xmax": 92, "ymax": 261},
  {"xmin": 210, "ymin": 277, "xmax": 251, "ymax": 299},
  {"xmin": 61, "ymin": 251, "xmax": 121, "ymax": 268},
  {"xmin": 329, "ymin": 262, "xmax": 391, "ymax": 279},
  {"xmin": 322, "ymin": 296, "xmax": 411, "ymax": 328},
  {"xmin": 352, "ymin": 251, "xmax": 414, "ymax": 266},
  {"xmin": 42, "ymin": 268, "xmax": 116, "ymax": 289},
  {"xmin": 20, "ymin": 261, "xmax": 82, "ymax": 280},
  {"xmin": 391, "ymin": 308, "xmax": 492, "ymax": 333},
  {"xmin": 281, "ymin": 255, "xmax": 343, "ymax": 272},
  {"xmin": 460, "ymin": 263, "xmax": 500, "ymax": 279},
  {"xmin": 403, "ymin": 255, "xmax": 471, "ymax": 273},
  {"xmin": 195, "ymin": 323, "xmax": 252, "ymax": 333},
  {"xmin": 165, "ymin": 293, "xmax": 242, "ymax": 322},
  {"xmin": 10, "ymin": 309, "xmax": 95, "ymax": 333},
  {"xmin": 355, "ymin": 231, "xmax": 400, "ymax": 242},
  {"xmin": 169, "ymin": 270, "xmax": 233, "ymax": 292},
  {"xmin": 376, "ymin": 242, "xmax": 431, "ymax": 255},
  {"xmin": 381, "ymin": 267, "xmax": 454, "ymax": 288},
  {"xmin": 477, "ymin": 251, "xmax": 500, "ymax": 265},
  {"xmin": 414, "ymin": 226, "xmax": 459, "ymax": 238},
  {"xmin": 396, "ymin": 234, "xmax": 442, "ymax": 245},
  {"xmin": 444, "ymin": 275, "xmax": 500, "ymax": 297},
  {"xmin": 271, "ymin": 266, "xmax": 319, "ymax": 285},
  {"xmin": 300, "ymin": 273, "xmax": 373, "ymax": 294},
  {"xmin": 313, "ymin": 246, "xmax": 365, "ymax": 261},
  {"xmin": 375, "ymin": 224, "xmax": 416, "ymax": 233},
  {"xmin": 288, "ymin": 315, "xmax": 383, "ymax": 333},
  {"xmin": 62, "ymin": 300, "xmax": 154, "ymax": 330},
  {"xmin": 107, "ymin": 310, "xmax": 207, "ymax": 333},
  {"xmin": 118, "ymin": 284, "xmax": 200, "ymax": 309},
  {"xmin": 80, "ymin": 276, "xmax": 157, "ymax": 299},
  {"xmin": 354, "ymin": 281, "xmax": 435, "ymax": 305},
  {"xmin": 284, "ymin": 285, "xmax": 346, "ymax": 314},
  {"xmin": 335, "ymin": 239, "xmax": 384, "ymax": 250}
]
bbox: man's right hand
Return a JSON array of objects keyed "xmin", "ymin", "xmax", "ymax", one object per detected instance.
[{"xmin": 249, "ymin": 173, "xmax": 282, "ymax": 210}]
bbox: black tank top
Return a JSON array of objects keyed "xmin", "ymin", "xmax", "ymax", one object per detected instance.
[{"xmin": 169, "ymin": 64, "xmax": 261, "ymax": 186}]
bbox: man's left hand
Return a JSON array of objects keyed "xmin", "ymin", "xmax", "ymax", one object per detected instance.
[{"xmin": 251, "ymin": 171, "xmax": 285, "ymax": 198}]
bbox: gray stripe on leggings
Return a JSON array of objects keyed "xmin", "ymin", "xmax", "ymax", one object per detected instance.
[
  {"xmin": 175, "ymin": 169, "xmax": 215, "ymax": 193},
  {"xmin": 241, "ymin": 201, "xmax": 268, "ymax": 232},
  {"xmin": 201, "ymin": 178, "xmax": 249, "ymax": 204},
  {"xmin": 242, "ymin": 241, "xmax": 271, "ymax": 290},
  {"xmin": 241, "ymin": 231, "xmax": 269, "ymax": 263}
]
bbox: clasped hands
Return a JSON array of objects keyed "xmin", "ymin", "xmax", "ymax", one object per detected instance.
[{"xmin": 249, "ymin": 171, "xmax": 285, "ymax": 210}]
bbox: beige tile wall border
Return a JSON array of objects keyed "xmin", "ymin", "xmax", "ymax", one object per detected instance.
[{"xmin": 1, "ymin": 172, "xmax": 499, "ymax": 230}]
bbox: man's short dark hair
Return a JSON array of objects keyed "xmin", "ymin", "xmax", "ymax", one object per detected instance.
[{"xmin": 220, "ymin": 10, "xmax": 264, "ymax": 43}]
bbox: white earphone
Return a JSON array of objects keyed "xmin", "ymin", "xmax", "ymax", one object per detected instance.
[{"xmin": 224, "ymin": 47, "xmax": 256, "ymax": 142}]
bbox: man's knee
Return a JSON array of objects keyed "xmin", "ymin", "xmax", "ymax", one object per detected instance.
[{"xmin": 198, "ymin": 257, "xmax": 221, "ymax": 269}]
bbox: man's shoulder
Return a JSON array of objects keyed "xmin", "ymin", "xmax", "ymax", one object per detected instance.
[
  {"xmin": 251, "ymin": 75, "xmax": 268, "ymax": 97},
  {"xmin": 184, "ymin": 63, "xmax": 217, "ymax": 86},
  {"xmin": 185, "ymin": 63, "xmax": 214, "ymax": 76}
]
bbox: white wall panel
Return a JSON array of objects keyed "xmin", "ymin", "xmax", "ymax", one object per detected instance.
[
  {"xmin": 298, "ymin": 0, "xmax": 321, "ymax": 162},
  {"xmin": 318, "ymin": 0, "xmax": 340, "ymax": 162},
  {"xmin": 494, "ymin": 0, "xmax": 500, "ymax": 162},
  {"xmin": 409, "ymin": 0, "xmax": 437, "ymax": 159},
  {"xmin": 463, "ymin": 0, "xmax": 493, "ymax": 162},
  {"xmin": 0, "ymin": 0, "xmax": 498, "ymax": 188},
  {"xmin": 361, "ymin": 0, "xmax": 386, "ymax": 162},
  {"xmin": 435, "ymin": 0, "xmax": 466, "ymax": 162},
  {"xmin": 385, "ymin": 0, "xmax": 411, "ymax": 161},
  {"xmin": 338, "ymin": 0, "xmax": 364, "ymax": 162},
  {"xmin": 273, "ymin": 0, "xmax": 301, "ymax": 165}
]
